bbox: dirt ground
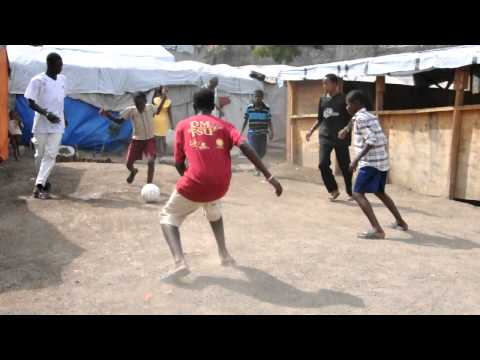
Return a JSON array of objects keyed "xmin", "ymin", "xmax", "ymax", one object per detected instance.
[{"xmin": 1, "ymin": 144, "xmax": 480, "ymax": 315}]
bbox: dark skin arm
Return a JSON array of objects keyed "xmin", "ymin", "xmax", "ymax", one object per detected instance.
[
  {"xmin": 99, "ymin": 109, "xmax": 126, "ymax": 125},
  {"xmin": 349, "ymin": 143, "xmax": 373, "ymax": 173},
  {"xmin": 306, "ymin": 98, "xmax": 323, "ymax": 141},
  {"xmin": 27, "ymin": 99, "xmax": 61, "ymax": 124},
  {"xmin": 239, "ymin": 141, "xmax": 282, "ymax": 196}
]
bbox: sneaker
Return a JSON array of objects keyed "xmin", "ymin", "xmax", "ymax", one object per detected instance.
[{"xmin": 44, "ymin": 182, "xmax": 52, "ymax": 193}]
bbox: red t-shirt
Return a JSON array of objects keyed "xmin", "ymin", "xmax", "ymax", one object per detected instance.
[{"xmin": 174, "ymin": 114, "xmax": 245, "ymax": 202}]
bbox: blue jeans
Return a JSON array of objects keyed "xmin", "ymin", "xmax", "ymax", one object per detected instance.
[{"xmin": 248, "ymin": 133, "xmax": 267, "ymax": 159}]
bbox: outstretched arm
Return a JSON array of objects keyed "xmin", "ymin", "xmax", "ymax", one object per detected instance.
[
  {"xmin": 99, "ymin": 109, "xmax": 126, "ymax": 125},
  {"xmin": 239, "ymin": 142, "xmax": 283, "ymax": 197}
]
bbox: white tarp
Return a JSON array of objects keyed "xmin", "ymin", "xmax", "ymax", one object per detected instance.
[
  {"xmin": 278, "ymin": 45, "xmax": 480, "ymax": 81},
  {"xmin": 44, "ymin": 45, "xmax": 176, "ymax": 62},
  {"xmin": 7, "ymin": 45, "xmax": 262, "ymax": 95}
]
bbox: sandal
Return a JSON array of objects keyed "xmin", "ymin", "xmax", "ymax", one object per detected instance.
[{"xmin": 357, "ymin": 230, "xmax": 385, "ymax": 239}]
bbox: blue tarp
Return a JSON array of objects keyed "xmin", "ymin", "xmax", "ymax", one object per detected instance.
[{"xmin": 15, "ymin": 95, "xmax": 132, "ymax": 153}]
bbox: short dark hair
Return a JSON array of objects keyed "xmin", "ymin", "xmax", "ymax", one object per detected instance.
[
  {"xmin": 46, "ymin": 52, "xmax": 62, "ymax": 66},
  {"xmin": 193, "ymin": 88, "xmax": 215, "ymax": 112},
  {"xmin": 254, "ymin": 89, "xmax": 264, "ymax": 97},
  {"xmin": 346, "ymin": 90, "xmax": 369, "ymax": 107},
  {"xmin": 324, "ymin": 73, "xmax": 339, "ymax": 84},
  {"xmin": 133, "ymin": 91, "xmax": 147, "ymax": 101}
]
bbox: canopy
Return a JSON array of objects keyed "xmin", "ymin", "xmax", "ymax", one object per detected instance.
[
  {"xmin": 7, "ymin": 45, "xmax": 262, "ymax": 96},
  {"xmin": 277, "ymin": 45, "xmax": 480, "ymax": 82}
]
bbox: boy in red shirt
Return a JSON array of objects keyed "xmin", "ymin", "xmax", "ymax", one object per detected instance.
[{"xmin": 160, "ymin": 88, "xmax": 283, "ymax": 280}]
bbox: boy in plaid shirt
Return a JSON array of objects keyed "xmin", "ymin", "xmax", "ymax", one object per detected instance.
[{"xmin": 339, "ymin": 90, "xmax": 408, "ymax": 239}]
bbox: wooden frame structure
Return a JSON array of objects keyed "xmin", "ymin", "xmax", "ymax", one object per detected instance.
[{"xmin": 286, "ymin": 67, "xmax": 480, "ymax": 201}]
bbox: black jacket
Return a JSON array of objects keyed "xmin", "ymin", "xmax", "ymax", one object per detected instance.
[{"xmin": 317, "ymin": 93, "xmax": 351, "ymax": 146}]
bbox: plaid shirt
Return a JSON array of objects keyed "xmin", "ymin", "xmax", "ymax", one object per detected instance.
[{"xmin": 353, "ymin": 108, "xmax": 389, "ymax": 171}]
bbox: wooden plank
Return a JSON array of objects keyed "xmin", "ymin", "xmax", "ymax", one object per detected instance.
[
  {"xmin": 383, "ymin": 111, "xmax": 454, "ymax": 197},
  {"xmin": 287, "ymin": 81, "xmax": 294, "ymax": 164},
  {"xmin": 377, "ymin": 106, "xmax": 456, "ymax": 115},
  {"xmin": 448, "ymin": 68, "xmax": 469, "ymax": 199},
  {"xmin": 375, "ymin": 76, "xmax": 385, "ymax": 112},
  {"xmin": 455, "ymin": 109, "xmax": 480, "ymax": 200}
]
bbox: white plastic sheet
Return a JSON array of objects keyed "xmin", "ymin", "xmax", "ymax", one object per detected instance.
[{"xmin": 7, "ymin": 45, "xmax": 262, "ymax": 96}]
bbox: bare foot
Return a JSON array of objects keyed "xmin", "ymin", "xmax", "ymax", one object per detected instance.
[
  {"xmin": 390, "ymin": 220, "xmax": 408, "ymax": 231},
  {"xmin": 126, "ymin": 168, "xmax": 138, "ymax": 184},
  {"xmin": 161, "ymin": 262, "xmax": 191, "ymax": 282},
  {"xmin": 220, "ymin": 255, "xmax": 237, "ymax": 267}
]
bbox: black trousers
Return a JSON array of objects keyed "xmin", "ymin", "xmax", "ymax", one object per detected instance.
[{"xmin": 319, "ymin": 142, "xmax": 353, "ymax": 196}]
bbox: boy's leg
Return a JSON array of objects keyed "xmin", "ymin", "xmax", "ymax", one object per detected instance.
[
  {"xmin": 319, "ymin": 142, "xmax": 339, "ymax": 198},
  {"xmin": 335, "ymin": 145, "xmax": 353, "ymax": 197},
  {"xmin": 147, "ymin": 160, "xmax": 155, "ymax": 184},
  {"xmin": 161, "ymin": 224, "xmax": 188, "ymax": 270},
  {"xmin": 203, "ymin": 201, "xmax": 235, "ymax": 266},
  {"xmin": 145, "ymin": 138, "xmax": 156, "ymax": 183},
  {"xmin": 352, "ymin": 192, "xmax": 385, "ymax": 236},
  {"xmin": 159, "ymin": 190, "xmax": 200, "ymax": 278},
  {"xmin": 374, "ymin": 192, "xmax": 408, "ymax": 230},
  {"xmin": 125, "ymin": 141, "xmax": 139, "ymax": 183}
]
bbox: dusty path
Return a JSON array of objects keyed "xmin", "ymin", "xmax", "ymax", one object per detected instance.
[{"xmin": 1, "ymin": 146, "xmax": 479, "ymax": 314}]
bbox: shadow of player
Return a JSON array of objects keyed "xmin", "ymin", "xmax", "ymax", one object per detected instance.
[{"xmin": 171, "ymin": 265, "xmax": 365, "ymax": 309}]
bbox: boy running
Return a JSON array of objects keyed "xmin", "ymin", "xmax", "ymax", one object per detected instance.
[
  {"xmin": 100, "ymin": 92, "xmax": 162, "ymax": 184},
  {"xmin": 341, "ymin": 90, "xmax": 408, "ymax": 239},
  {"xmin": 241, "ymin": 89, "xmax": 273, "ymax": 176},
  {"xmin": 160, "ymin": 88, "xmax": 283, "ymax": 280}
]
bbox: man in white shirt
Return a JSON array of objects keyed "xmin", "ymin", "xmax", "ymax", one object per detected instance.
[{"xmin": 24, "ymin": 53, "xmax": 67, "ymax": 200}]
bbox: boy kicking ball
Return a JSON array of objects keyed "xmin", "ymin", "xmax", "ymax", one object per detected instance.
[
  {"xmin": 160, "ymin": 89, "xmax": 283, "ymax": 280},
  {"xmin": 340, "ymin": 90, "xmax": 408, "ymax": 239},
  {"xmin": 100, "ymin": 92, "xmax": 162, "ymax": 185}
]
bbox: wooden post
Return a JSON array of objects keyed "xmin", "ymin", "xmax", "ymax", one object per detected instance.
[
  {"xmin": 448, "ymin": 68, "xmax": 469, "ymax": 199},
  {"xmin": 287, "ymin": 81, "xmax": 294, "ymax": 164},
  {"xmin": 375, "ymin": 76, "xmax": 385, "ymax": 112}
]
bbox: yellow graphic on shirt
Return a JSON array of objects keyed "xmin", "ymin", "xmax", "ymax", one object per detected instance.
[
  {"xmin": 189, "ymin": 139, "xmax": 210, "ymax": 150},
  {"xmin": 216, "ymin": 138, "xmax": 224, "ymax": 149},
  {"xmin": 188, "ymin": 120, "xmax": 222, "ymax": 151}
]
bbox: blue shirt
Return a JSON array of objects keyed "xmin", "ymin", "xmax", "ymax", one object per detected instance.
[{"xmin": 244, "ymin": 103, "xmax": 271, "ymax": 135}]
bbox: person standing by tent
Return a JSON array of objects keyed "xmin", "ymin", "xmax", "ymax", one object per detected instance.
[
  {"xmin": 25, "ymin": 53, "xmax": 67, "ymax": 200},
  {"xmin": 152, "ymin": 86, "xmax": 174, "ymax": 160},
  {"xmin": 305, "ymin": 73, "xmax": 353, "ymax": 202},
  {"xmin": 241, "ymin": 89, "xmax": 274, "ymax": 176},
  {"xmin": 203, "ymin": 77, "xmax": 224, "ymax": 118},
  {"xmin": 100, "ymin": 92, "xmax": 163, "ymax": 185}
]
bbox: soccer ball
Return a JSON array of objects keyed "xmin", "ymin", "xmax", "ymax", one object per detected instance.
[{"xmin": 141, "ymin": 184, "xmax": 161, "ymax": 203}]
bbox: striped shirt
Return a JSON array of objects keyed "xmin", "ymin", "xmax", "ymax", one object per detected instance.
[
  {"xmin": 353, "ymin": 108, "xmax": 389, "ymax": 171},
  {"xmin": 244, "ymin": 103, "xmax": 271, "ymax": 135}
]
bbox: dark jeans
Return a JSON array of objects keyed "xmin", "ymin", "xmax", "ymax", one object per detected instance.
[
  {"xmin": 248, "ymin": 133, "xmax": 267, "ymax": 159},
  {"xmin": 319, "ymin": 142, "xmax": 353, "ymax": 196}
]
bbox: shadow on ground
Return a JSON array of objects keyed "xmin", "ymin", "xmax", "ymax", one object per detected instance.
[
  {"xmin": 386, "ymin": 229, "xmax": 480, "ymax": 250},
  {"xmin": 0, "ymin": 163, "xmax": 86, "ymax": 295},
  {"xmin": 171, "ymin": 266, "xmax": 365, "ymax": 309}
]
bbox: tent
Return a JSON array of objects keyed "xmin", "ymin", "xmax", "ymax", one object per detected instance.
[{"xmin": 7, "ymin": 45, "xmax": 267, "ymax": 152}]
